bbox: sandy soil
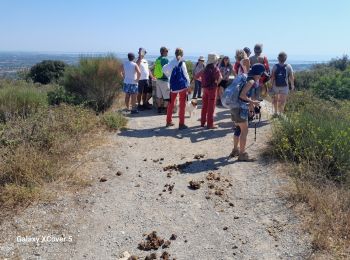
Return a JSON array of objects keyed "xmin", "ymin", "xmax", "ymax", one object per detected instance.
[{"xmin": 0, "ymin": 101, "xmax": 312, "ymax": 260}]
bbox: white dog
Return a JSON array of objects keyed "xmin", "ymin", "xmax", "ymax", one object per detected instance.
[{"xmin": 186, "ymin": 99, "xmax": 198, "ymax": 117}]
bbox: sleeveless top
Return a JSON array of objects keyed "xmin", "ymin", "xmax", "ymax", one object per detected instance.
[{"xmin": 123, "ymin": 61, "xmax": 137, "ymax": 84}]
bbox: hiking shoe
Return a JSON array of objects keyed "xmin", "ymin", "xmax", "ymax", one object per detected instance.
[
  {"xmin": 229, "ymin": 148, "xmax": 240, "ymax": 157},
  {"xmin": 130, "ymin": 109, "xmax": 139, "ymax": 114},
  {"xmin": 143, "ymin": 103, "xmax": 152, "ymax": 110},
  {"xmin": 178, "ymin": 124, "xmax": 188, "ymax": 130},
  {"xmin": 238, "ymin": 152, "xmax": 256, "ymax": 162},
  {"xmin": 166, "ymin": 122, "xmax": 174, "ymax": 127},
  {"xmin": 207, "ymin": 125, "xmax": 218, "ymax": 129}
]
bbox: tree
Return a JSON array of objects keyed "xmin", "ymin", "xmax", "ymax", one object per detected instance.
[{"xmin": 29, "ymin": 60, "xmax": 66, "ymax": 84}]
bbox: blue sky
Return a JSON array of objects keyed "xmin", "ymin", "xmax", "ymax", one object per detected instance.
[{"xmin": 1, "ymin": 0, "xmax": 349, "ymax": 60}]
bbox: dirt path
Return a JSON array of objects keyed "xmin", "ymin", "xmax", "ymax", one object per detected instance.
[{"xmin": 0, "ymin": 102, "xmax": 312, "ymax": 260}]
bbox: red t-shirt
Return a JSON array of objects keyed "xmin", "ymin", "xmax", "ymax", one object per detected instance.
[{"xmin": 197, "ymin": 65, "xmax": 221, "ymax": 88}]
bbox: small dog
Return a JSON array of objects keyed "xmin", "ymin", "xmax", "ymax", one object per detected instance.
[{"xmin": 186, "ymin": 99, "xmax": 198, "ymax": 117}]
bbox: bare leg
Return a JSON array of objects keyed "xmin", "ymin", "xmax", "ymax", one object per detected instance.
[
  {"xmin": 125, "ymin": 94, "xmax": 130, "ymax": 110},
  {"xmin": 137, "ymin": 93, "xmax": 142, "ymax": 106},
  {"xmin": 278, "ymin": 94, "xmax": 287, "ymax": 114},
  {"xmin": 131, "ymin": 94, "xmax": 137, "ymax": 110},
  {"xmin": 236, "ymin": 122, "xmax": 248, "ymax": 154}
]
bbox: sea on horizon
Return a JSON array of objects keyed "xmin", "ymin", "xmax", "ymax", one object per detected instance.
[{"xmin": 0, "ymin": 51, "xmax": 329, "ymax": 78}]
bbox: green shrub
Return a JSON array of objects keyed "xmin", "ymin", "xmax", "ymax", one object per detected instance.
[
  {"xmin": 29, "ymin": 60, "xmax": 66, "ymax": 84},
  {"xmin": 185, "ymin": 60, "xmax": 194, "ymax": 81},
  {"xmin": 0, "ymin": 83, "xmax": 48, "ymax": 123},
  {"xmin": 271, "ymin": 91, "xmax": 350, "ymax": 184},
  {"xmin": 47, "ymin": 85, "xmax": 84, "ymax": 106},
  {"xmin": 63, "ymin": 56, "xmax": 122, "ymax": 112},
  {"xmin": 295, "ymin": 56, "xmax": 350, "ymax": 100},
  {"xmin": 102, "ymin": 112, "xmax": 127, "ymax": 130}
]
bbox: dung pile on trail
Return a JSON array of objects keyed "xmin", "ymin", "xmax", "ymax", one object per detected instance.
[
  {"xmin": 163, "ymin": 161, "xmax": 192, "ymax": 173},
  {"xmin": 138, "ymin": 231, "xmax": 165, "ymax": 251},
  {"xmin": 137, "ymin": 231, "xmax": 177, "ymax": 260}
]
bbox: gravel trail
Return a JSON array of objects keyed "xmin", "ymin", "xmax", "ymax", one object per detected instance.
[{"xmin": 0, "ymin": 102, "xmax": 312, "ymax": 260}]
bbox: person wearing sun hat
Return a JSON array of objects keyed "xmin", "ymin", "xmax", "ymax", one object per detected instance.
[
  {"xmin": 192, "ymin": 56, "xmax": 206, "ymax": 99},
  {"xmin": 195, "ymin": 53, "xmax": 222, "ymax": 129},
  {"xmin": 229, "ymin": 63, "xmax": 265, "ymax": 161}
]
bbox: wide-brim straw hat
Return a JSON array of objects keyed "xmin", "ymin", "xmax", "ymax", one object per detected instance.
[{"xmin": 207, "ymin": 53, "xmax": 219, "ymax": 64}]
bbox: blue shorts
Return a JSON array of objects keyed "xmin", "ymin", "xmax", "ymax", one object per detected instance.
[{"xmin": 123, "ymin": 83, "xmax": 138, "ymax": 94}]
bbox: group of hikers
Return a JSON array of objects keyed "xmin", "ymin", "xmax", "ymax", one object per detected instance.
[{"xmin": 121, "ymin": 44, "xmax": 295, "ymax": 161}]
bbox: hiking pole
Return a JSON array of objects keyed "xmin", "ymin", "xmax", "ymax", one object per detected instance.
[{"xmin": 254, "ymin": 122, "xmax": 257, "ymax": 142}]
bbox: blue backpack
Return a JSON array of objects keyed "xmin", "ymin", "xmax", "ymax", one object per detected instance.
[
  {"xmin": 221, "ymin": 75, "xmax": 247, "ymax": 109},
  {"xmin": 275, "ymin": 64, "xmax": 288, "ymax": 87},
  {"xmin": 170, "ymin": 61, "xmax": 188, "ymax": 91}
]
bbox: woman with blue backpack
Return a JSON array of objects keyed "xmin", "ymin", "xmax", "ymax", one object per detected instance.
[
  {"xmin": 270, "ymin": 52, "xmax": 295, "ymax": 116},
  {"xmin": 228, "ymin": 64, "xmax": 265, "ymax": 161},
  {"xmin": 162, "ymin": 48, "xmax": 191, "ymax": 130}
]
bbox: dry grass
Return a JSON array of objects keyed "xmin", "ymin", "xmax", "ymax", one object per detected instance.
[
  {"xmin": 0, "ymin": 104, "xmax": 99, "ymax": 214},
  {"xmin": 273, "ymin": 160, "xmax": 350, "ymax": 258}
]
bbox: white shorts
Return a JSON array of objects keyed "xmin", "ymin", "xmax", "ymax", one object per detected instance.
[{"xmin": 156, "ymin": 80, "xmax": 170, "ymax": 100}]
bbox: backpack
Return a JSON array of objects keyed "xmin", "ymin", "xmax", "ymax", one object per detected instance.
[
  {"xmin": 170, "ymin": 61, "xmax": 188, "ymax": 91},
  {"xmin": 154, "ymin": 58, "xmax": 164, "ymax": 79},
  {"xmin": 221, "ymin": 74, "xmax": 247, "ymax": 109},
  {"xmin": 275, "ymin": 64, "xmax": 288, "ymax": 87}
]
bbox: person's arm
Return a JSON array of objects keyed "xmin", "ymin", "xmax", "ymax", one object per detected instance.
[
  {"xmin": 216, "ymin": 69, "xmax": 223, "ymax": 85},
  {"xmin": 149, "ymin": 69, "xmax": 156, "ymax": 80},
  {"xmin": 288, "ymin": 65, "xmax": 295, "ymax": 90},
  {"xmin": 182, "ymin": 61, "xmax": 191, "ymax": 87},
  {"xmin": 240, "ymin": 80, "xmax": 260, "ymax": 105},
  {"xmin": 135, "ymin": 64, "xmax": 141, "ymax": 81},
  {"xmin": 270, "ymin": 65, "xmax": 276, "ymax": 86},
  {"xmin": 242, "ymin": 59, "xmax": 250, "ymax": 73},
  {"xmin": 120, "ymin": 64, "xmax": 125, "ymax": 78},
  {"xmin": 162, "ymin": 61, "xmax": 173, "ymax": 78}
]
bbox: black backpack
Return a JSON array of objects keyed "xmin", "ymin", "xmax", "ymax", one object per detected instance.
[{"xmin": 275, "ymin": 64, "xmax": 288, "ymax": 87}]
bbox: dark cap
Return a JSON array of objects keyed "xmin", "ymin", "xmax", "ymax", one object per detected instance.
[
  {"xmin": 127, "ymin": 52, "xmax": 135, "ymax": 61},
  {"xmin": 243, "ymin": 47, "xmax": 251, "ymax": 55},
  {"xmin": 160, "ymin": 46, "xmax": 169, "ymax": 54},
  {"xmin": 249, "ymin": 64, "xmax": 265, "ymax": 76}
]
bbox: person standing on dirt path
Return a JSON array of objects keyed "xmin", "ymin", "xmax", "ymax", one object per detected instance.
[
  {"xmin": 249, "ymin": 44, "xmax": 270, "ymax": 101},
  {"xmin": 196, "ymin": 53, "xmax": 222, "ymax": 129},
  {"xmin": 230, "ymin": 64, "xmax": 265, "ymax": 161},
  {"xmin": 121, "ymin": 52, "xmax": 141, "ymax": 114},
  {"xmin": 162, "ymin": 48, "xmax": 191, "ymax": 130},
  {"xmin": 154, "ymin": 47, "xmax": 170, "ymax": 114},
  {"xmin": 192, "ymin": 56, "xmax": 206, "ymax": 99},
  {"xmin": 270, "ymin": 52, "xmax": 295, "ymax": 116},
  {"xmin": 136, "ymin": 48, "xmax": 155, "ymax": 111},
  {"xmin": 233, "ymin": 49, "xmax": 250, "ymax": 76},
  {"xmin": 218, "ymin": 56, "xmax": 233, "ymax": 103}
]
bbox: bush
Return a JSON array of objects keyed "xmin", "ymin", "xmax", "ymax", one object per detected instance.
[
  {"xmin": 102, "ymin": 112, "xmax": 128, "ymax": 130},
  {"xmin": 271, "ymin": 91, "xmax": 350, "ymax": 184},
  {"xmin": 63, "ymin": 56, "xmax": 122, "ymax": 112},
  {"xmin": 47, "ymin": 85, "xmax": 84, "ymax": 106},
  {"xmin": 185, "ymin": 60, "xmax": 194, "ymax": 81},
  {"xmin": 295, "ymin": 55, "xmax": 350, "ymax": 100},
  {"xmin": 29, "ymin": 60, "xmax": 66, "ymax": 84},
  {"xmin": 0, "ymin": 82, "xmax": 48, "ymax": 123},
  {"xmin": 0, "ymin": 104, "xmax": 98, "ymax": 208}
]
